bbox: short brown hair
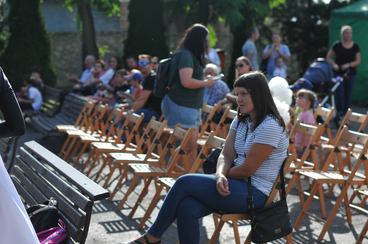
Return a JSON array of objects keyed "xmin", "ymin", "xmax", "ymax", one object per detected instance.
[{"xmin": 296, "ymin": 89, "xmax": 317, "ymax": 109}]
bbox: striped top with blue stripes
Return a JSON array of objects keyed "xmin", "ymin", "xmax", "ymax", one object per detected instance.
[{"xmin": 230, "ymin": 115, "xmax": 289, "ymax": 195}]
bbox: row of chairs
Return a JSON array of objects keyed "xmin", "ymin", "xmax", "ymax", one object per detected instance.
[
  {"xmin": 286, "ymin": 106, "xmax": 368, "ymax": 243},
  {"xmin": 55, "ymin": 99, "xmax": 367, "ymax": 243}
]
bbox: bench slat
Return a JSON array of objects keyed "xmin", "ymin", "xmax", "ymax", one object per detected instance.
[
  {"xmin": 18, "ymin": 149, "xmax": 91, "ymax": 210},
  {"xmin": 23, "ymin": 141, "xmax": 110, "ymax": 201},
  {"xmin": 15, "ymin": 156, "xmax": 87, "ymax": 228}
]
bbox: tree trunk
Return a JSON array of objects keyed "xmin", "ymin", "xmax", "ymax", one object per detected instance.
[
  {"xmin": 77, "ymin": 2, "xmax": 99, "ymax": 62},
  {"xmin": 197, "ymin": 0, "xmax": 209, "ymax": 25}
]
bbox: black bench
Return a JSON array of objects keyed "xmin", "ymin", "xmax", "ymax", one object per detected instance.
[
  {"xmin": 40, "ymin": 85, "xmax": 65, "ymax": 117},
  {"xmin": 0, "ymin": 136, "xmax": 19, "ymax": 172},
  {"xmin": 11, "ymin": 140, "xmax": 110, "ymax": 243},
  {"xmin": 30, "ymin": 93, "xmax": 88, "ymax": 136}
]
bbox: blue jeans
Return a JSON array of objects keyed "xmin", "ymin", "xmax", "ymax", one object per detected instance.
[
  {"xmin": 335, "ymin": 74, "xmax": 356, "ymax": 118},
  {"xmin": 148, "ymin": 174, "xmax": 267, "ymax": 244},
  {"xmin": 161, "ymin": 95, "xmax": 201, "ymax": 129},
  {"xmin": 135, "ymin": 107, "xmax": 160, "ymax": 123}
]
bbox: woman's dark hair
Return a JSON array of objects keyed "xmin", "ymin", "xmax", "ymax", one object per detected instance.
[
  {"xmin": 236, "ymin": 56, "xmax": 252, "ymax": 70},
  {"xmin": 296, "ymin": 88, "xmax": 317, "ymax": 110},
  {"xmin": 234, "ymin": 71, "xmax": 286, "ymax": 130},
  {"xmin": 177, "ymin": 23, "xmax": 208, "ymax": 67}
]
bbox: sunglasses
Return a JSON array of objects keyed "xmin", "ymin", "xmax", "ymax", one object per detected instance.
[{"xmin": 138, "ymin": 60, "xmax": 150, "ymax": 67}]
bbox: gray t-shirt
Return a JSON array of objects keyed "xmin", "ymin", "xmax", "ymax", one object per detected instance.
[
  {"xmin": 241, "ymin": 40, "xmax": 259, "ymax": 70},
  {"xmin": 230, "ymin": 115, "xmax": 288, "ymax": 195}
]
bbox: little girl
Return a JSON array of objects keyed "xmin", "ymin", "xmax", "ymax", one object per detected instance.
[{"xmin": 294, "ymin": 89, "xmax": 317, "ymax": 154}]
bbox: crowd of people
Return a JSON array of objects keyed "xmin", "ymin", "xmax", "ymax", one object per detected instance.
[{"xmin": 0, "ymin": 21, "xmax": 362, "ymax": 244}]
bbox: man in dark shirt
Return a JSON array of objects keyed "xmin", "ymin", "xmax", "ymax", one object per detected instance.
[{"xmin": 132, "ymin": 54, "xmax": 162, "ymax": 123}]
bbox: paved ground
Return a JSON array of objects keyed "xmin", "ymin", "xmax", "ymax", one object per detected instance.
[{"xmin": 18, "ymin": 105, "xmax": 367, "ymax": 244}]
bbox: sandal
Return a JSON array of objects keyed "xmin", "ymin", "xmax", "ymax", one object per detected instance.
[{"xmin": 130, "ymin": 235, "xmax": 161, "ymax": 244}]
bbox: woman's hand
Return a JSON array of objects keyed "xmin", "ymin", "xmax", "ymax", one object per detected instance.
[{"xmin": 216, "ymin": 174, "xmax": 230, "ymax": 196}]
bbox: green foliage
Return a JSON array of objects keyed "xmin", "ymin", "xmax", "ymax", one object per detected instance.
[
  {"xmin": 272, "ymin": 0, "xmax": 355, "ymax": 73},
  {"xmin": 123, "ymin": 0, "xmax": 168, "ymax": 59},
  {"xmin": 0, "ymin": 0, "xmax": 56, "ymax": 90},
  {"xmin": 207, "ymin": 24, "xmax": 217, "ymax": 48},
  {"xmin": 64, "ymin": 0, "xmax": 121, "ymax": 16}
]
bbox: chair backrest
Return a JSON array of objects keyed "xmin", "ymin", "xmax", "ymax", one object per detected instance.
[
  {"xmin": 115, "ymin": 112, "xmax": 144, "ymax": 147},
  {"xmin": 132, "ymin": 117, "xmax": 167, "ymax": 154},
  {"xmin": 288, "ymin": 121, "xmax": 323, "ymax": 168},
  {"xmin": 74, "ymin": 100, "xmax": 97, "ymax": 128},
  {"xmin": 87, "ymin": 103, "xmax": 109, "ymax": 134},
  {"xmin": 199, "ymin": 103, "xmax": 222, "ymax": 139},
  {"xmin": 100, "ymin": 107, "xmax": 124, "ymax": 142},
  {"xmin": 314, "ymin": 106, "xmax": 335, "ymax": 142},
  {"xmin": 215, "ymin": 107, "xmax": 237, "ymax": 138},
  {"xmin": 163, "ymin": 126, "xmax": 196, "ymax": 175},
  {"xmin": 322, "ymin": 126, "xmax": 368, "ymax": 175},
  {"xmin": 189, "ymin": 133, "xmax": 226, "ymax": 173},
  {"xmin": 336, "ymin": 109, "xmax": 368, "ymax": 139}
]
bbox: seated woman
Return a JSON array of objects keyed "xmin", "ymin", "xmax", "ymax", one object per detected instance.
[
  {"xmin": 17, "ymin": 76, "xmax": 43, "ymax": 112},
  {"xmin": 128, "ymin": 71, "xmax": 289, "ymax": 244}
]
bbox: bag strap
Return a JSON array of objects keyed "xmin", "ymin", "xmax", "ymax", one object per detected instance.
[{"xmin": 247, "ymin": 155, "xmax": 288, "ymax": 211}]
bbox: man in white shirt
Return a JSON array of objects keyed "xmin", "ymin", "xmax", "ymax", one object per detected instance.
[{"xmin": 69, "ymin": 55, "xmax": 96, "ymax": 87}]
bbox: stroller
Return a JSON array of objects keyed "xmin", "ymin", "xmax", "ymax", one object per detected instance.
[{"xmin": 289, "ymin": 58, "xmax": 342, "ymax": 107}]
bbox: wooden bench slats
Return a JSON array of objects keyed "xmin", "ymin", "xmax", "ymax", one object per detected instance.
[
  {"xmin": 18, "ymin": 149, "xmax": 91, "ymax": 210},
  {"xmin": 12, "ymin": 161, "xmax": 87, "ymax": 232},
  {"xmin": 24, "ymin": 141, "xmax": 110, "ymax": 201},
  {"xmin": 11, "ymin": 175, "xmax": 40, "ymax": 205}
]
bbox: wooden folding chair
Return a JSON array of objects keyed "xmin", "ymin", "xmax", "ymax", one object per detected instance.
[
  {"xmin": 355, "ymin": 189, "xmax": 368, "ymax": 244},
  {"xmin": 313, "ymin": 106, "xmax": 335, "ymax": 143},
  {"xmin": 82, "ymin": 112, "xmax": 144, "ymax": 177},
  {"xmin": 209, "ymin": 156, "xmax": 293, "ymax": 244},
  {"xmin": 213, "ymin": 106, "xmax": 237, "ymax": 139},
  {"xmin": 72, "ymin": 107, "xmax": 125, "ymax": 165},
  {"xmin": 59, "ymin": 103, "xmax": 108, "ymax": 160},
  {"xmin": 294, "ymin": 126, "xmax": 368, "ymax": 241},
  {"xmin": 136, "ymin": 133, "xmax": 226, "ymax": 228},
  {"xmin": 101, "ymin": 118, "xmax": 167, "ymax": 194},
  {"xmin": 117, "ymin": 126, "xmax": 195, "ymax": 210},
  {"xmin": 285, "ymin": 121, "xmax": 324, "ymax": 205},
  {"xmin": 197, "ymin": 103, "xmax": 222, "ymax": 144},
  {"xmin": 56, "ymin": 100, "xmax": 96, "ymax": 132}
]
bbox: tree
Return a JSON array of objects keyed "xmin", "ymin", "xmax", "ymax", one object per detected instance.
[
  {"xmin": 123, "ymin": 0, "xmax": 168, "ymax": 59},
  {"xmin": 64, "ymin": 0, "xmax": 120, "ymax": 60},
  {"xmin": 0, "ymin": 0, "xmax": 56, "ymax": 89}
]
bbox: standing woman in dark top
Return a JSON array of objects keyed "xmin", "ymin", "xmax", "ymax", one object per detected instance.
[
  {"xmin": 161, "ymin": 23, "xmax": 215, "ymax": 165},
  {"xmin": 326, "ymin": 25, "xmax": 361, "ymax": 120},
  {"xmin": 0, "ymin": 67, "xmax": 39, "ymax": 243}
]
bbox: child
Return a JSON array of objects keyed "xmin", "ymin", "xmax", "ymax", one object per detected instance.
[
  {"xmin": 272, "ymin": 56, "xmax": 287, "ymax": 78},
  {"xmin": 17, "ymin": 76, "xmax": 43, "ymax": 111},
  {"xmin": 117, "ymin": 70, "xmax": 143, "ymax": 108},
  {"xmin": 294, "ymin": 89, "xmax": 317, "ymax": 154}
]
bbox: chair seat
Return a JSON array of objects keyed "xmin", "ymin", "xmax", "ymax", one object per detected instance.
[
  {"xmin": 214, "ymin": 212, "xmax": 250, "ymax": 222},
  {"xmin": 91, "ymin": 142, "xmax": 125, "ymax": 152},
  {"xmin": 110, "ymin": 153, "xmax": 147, "ymax": 163},
  {"xmin": 65, "ymin": 129, "xmax": 89, "ymax": 136},
  {"xmin": 130, "ymin": 163, "xmax": 166, "ymax": 175},
  {"xmin": 56, "ymin": 124, "xmax": 80, "ymax": 132},
  {"xmin": 79, "ymin": 134, "xmax": 100, "ymax": 142},
  {"xmin": 298, "ymin": 170, "xmax": 365, "ymax": 185},
  {"xmin": 158, "ymin": 177, "xmax": 176, "ymax": 188}
]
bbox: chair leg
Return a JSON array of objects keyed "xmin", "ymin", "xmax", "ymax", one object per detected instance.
[
  {"xmin": 208, "ymin": 219, "xmax": 225, "ymax": 244},
  {"xmin": 81, "ymin": 150, "xmax": 94, "ymax": 172},
  {"xmin": 93, "ymin": 154, "xmax": 109, "ymax": 181},
  {"xmin": 118, "ymin": 176, "xmax": 140, "ymax": 209},
  {"xmin": 294, "ymin": 182, "xmax": 318, "ymax": 229},
  {"xmin": 138, "ymin": 184, "xmax": 165, "ymax": 229},
  {"xmin": 86, "ymin": 150, "xmax": 101, "ymax": 177},
  {"xmin": 75, "ymin": 142, "xmax": 89, "ymax": 164},
  {"xmin": 317, "ymin": 184, "xmax": 327, "ymax": 220},
  {"xmin": 103, "ymin": 163, "xmax": 118, "ymax": 188},
  {"xmin": 356, "ymin": 220, "xmax": 368, "ymax": 244},
  {"xmin": 286, "ymin": 172, "xmax": 297, "ymax": 195},
  {"xmin": 59, "ymin": 136, "xmax": 71, "ymax": 157},
  {"xmin": 318, "ymin": 184, "xmax": 348, "ymax": 240},
  {"xmin": 129, "ymin": 178, "xmax": 153, "ymax": 218},
  {"xmin": 110, "ymin": 167, "xmax": 129, "ymax": 199},
  {"xmin": 296, "ymin": 174, "xmax": 304, "ymax": 206},
  {"xmin": 343, "ymin": 192, "xmax": 352, "ymax": 225},
  {"xmin": 63, "ymin": 136, "xmax": 77, "ymax": 160},
  {"xmin": 232, "ymin": 221, "xmax": 241, "ymax": 244}
]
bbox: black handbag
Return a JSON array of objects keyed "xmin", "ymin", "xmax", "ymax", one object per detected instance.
[
  {"xmin": 247, "ymin": 159, "xmax": 292, "ymax": 243},
  {"xmin": 26, "ymin": 197, "xmax": 61, "ymax": 232},
  {"xmin": 202, "ymin": 148, "xmax": 221, "ymax": 174}
]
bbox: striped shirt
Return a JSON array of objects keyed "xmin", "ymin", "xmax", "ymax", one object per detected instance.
[{"xmin": 230, "ymin": 115, "xmax": 289, "ymax": 195}]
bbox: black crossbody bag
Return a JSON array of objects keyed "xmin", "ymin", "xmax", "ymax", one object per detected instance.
[{"xmin": 247, "ymin": 158, "xmax": 292, "ymax": 243}]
